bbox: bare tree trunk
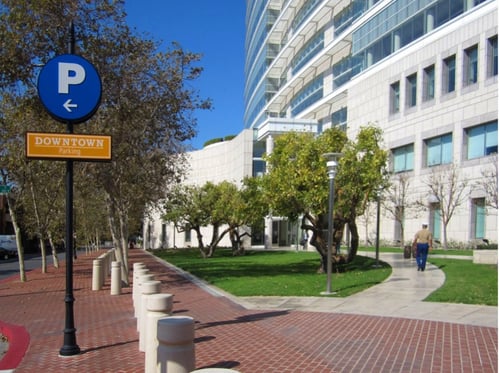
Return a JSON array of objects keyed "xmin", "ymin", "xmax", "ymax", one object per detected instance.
[
  {"xmin": 38, "ymin": 237, "xmax": 47, "ymax": 273},
  {"xmin": 29, "ymin": 179, "xmax": 47, "ymax": 272},
  {"xmin": 118, "ymin": 211, "xmax": 129, "ymax": 284},
  {"xmin": 7, "ymin": 195, "xmax": 26, "ymax": 282},
  {"xmin": 194, "ymin": 227, "xmax": 206, "ymax": 258},
  {"xmin": 48, "ymin": 231, "xmax": 60, "ymax": 268},
  {"xmin": 442, "ymin": 223, "xmax": 449, "ymax": 250},
  {"xmin": 108, "ymin": 212, "xmax": 128, "ymax": 286}
]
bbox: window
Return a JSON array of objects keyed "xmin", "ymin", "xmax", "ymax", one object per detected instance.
[
  {"xmin": 463, "ymin": 45, "xmax": 478, "ymax": 86},
  {"xmin": 291, "ymin": 30, "xmax": 324, "ymax": 75},
  {"xmin": 466, "ymin": 121, "xmax": 498, "ymax": 159},
  {"xmin": 290, "ymin": 76, "xmax": 323, "ymax": 116},
  {"xmin": 390, "ymin": 81, "xmax": 400, "ymax": 113},
  {"xmin": 426, "ymin": 133, "xmax": 452, "ymax": 166},
  {"xmin": 487, "ymin": 35, "xmax": 498, "ymax": 78},
  {"xmin": 406, "ymin": 73, "xmax": 417, "ymax": 108},
  {"xmin": 392, "ymin": 144, "xmax": 414, "ymax": 172},
  {"xmin": 161, "ymin": 223, "xmax": 166, "ymax": 247},
  {"xmin": 430, "ymin": 203, "xmax": 441, "ymax": 241},
  {"xmin": 423, "ymin": 65, "xmax": 435, "ymax": 101},
  {"xmin": 331, "ymin": 107, "xmax": 347, "ymax": 131},
  {"xmin": 442, "ymin": 55, "xmax": 456, "ymax": 93},
  {"xmin": 471, "ymin": 198, "xmax": 486, "ymax": 239},
  {"xmin": 184, "ymin": 225, "xmax": 191, "ymax": 242}
]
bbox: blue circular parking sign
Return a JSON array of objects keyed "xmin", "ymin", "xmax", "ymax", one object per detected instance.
[{"xmin": 37, "ymin": 54, "xmax": 101, "ymax": 124}]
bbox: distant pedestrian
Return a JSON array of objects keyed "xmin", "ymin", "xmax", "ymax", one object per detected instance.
[{"xmin": 412, "ymin": 222, "xmax": 432, "ymax": 271}]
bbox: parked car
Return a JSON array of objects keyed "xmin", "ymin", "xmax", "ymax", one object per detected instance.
[
  {"xmin": 0, "ymin": 235, "xmax": 18, "ymax": 260},
  {"xmin": 0, "ymin": 247, "xmax": 17, "ymax": 260}
]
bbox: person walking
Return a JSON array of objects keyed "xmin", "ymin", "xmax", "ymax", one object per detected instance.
[{"xmin": 412, "ymin": 222, "xmax": 433, "ymax": 271}]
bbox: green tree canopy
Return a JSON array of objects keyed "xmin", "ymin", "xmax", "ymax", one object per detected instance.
[
  {"xmin": 261, "ymin": 126, "xmax": 387, "ymax": 271},
  {"xmin": 0, "ymin": 0, "xmax": 211, "ymax": 281}
]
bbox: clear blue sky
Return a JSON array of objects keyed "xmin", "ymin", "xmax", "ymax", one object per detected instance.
[{"xmin": 125, "ymin": 1, "xmax": 247, "ymax": 150}]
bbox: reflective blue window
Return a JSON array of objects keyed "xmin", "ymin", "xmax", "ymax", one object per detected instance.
[
  {"xmin": 467, "ymin": 121, "xmax": 498, "ymax": 159},
  {"xmin": 292, "ymin": 0, "xmax": 322, "ymax": 31},
  {"xmin": 390, "ymin": 81, "xmax": 400, "ymax": 113},
  {"xmin": 426, "ymin": 133, "xmax": 452, "ymax": 166},
  {"xmin": 442, "ymin": 55, "xmax": 456, "ymax": 93},
  {"xmin": 487, "ymin": 35, "xmax": 498, "ymax": 77},
  {"xmin": 464, "ymin": 45, "xmax": 478, "ymax": 85},
  {"xmin": 423, "ymin": 65, "xmax": 435, "ymax": 101},
  {"xmin": 291, "ymin": 30, "xmax": 324, "ymax": 74},
  {"xmin": 406, "ymin": 73, "xmax": 417, "ymax": 108},
  {"xmin": 331, "ymin": 107, "xmax": 347, "ymax": 131},
  {"xmin": 393, "ymin": 144, "xmax": 414, "ymax": 172},
  {"xmin": 291, "ymin": 76, "xmax": 323, "ymax": 116},
  {"xmin": 473, "ymin": 198, "xmax": 486, "ymax": 239}
]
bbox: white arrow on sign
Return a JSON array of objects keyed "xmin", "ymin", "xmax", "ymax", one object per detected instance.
[{"xmin": 63, "ymin": 99, "xmax": 78, "ymax": 112}]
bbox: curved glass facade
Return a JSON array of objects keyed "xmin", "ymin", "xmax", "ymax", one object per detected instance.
[
  {"xmin": 244, "ymin": 0, "xmax": 497, "ymax": 244},
  {"xmin": 245, "ymin": 0, "xmax": 492, "ymax": 129}
]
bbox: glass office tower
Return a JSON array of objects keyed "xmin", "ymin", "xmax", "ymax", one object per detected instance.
[{"xmin": 245, "ymin": 0, "xmax": 497, "ymax": 246}]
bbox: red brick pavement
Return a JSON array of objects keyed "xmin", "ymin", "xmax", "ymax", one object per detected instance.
[{"xmin": 0, "ymin": 249, "xmax": 497, "ymax": 372}]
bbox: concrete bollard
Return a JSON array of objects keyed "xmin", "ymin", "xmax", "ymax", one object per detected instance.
[
  {"xmin": 145, "ymin": 294, "xmax": 174, "ymax": 373},
  {"xmin": 92, "ymin": 259, "xmax": 103, "ymax": 291},
  {"xmin": 110, "ymin": 261, "xmax": 121, "ymax": 295},
  {"xmin": 133, "ymin": 262, "xmax": 146, "ymax": 272},
  {"xmin": 98, "ymin": 253, "xmax": 109, "ymax": 281},
  {"xmin": 138, "ymin": 280, "xmax": 162, "ymax": 350},
  {"xmin": 132, "ymin": 265, "xmax": 147, "ymax": 291},
  {"xmin": 157, "ymin": 316, "xmax": 195, "ymax": 373},
  {"xmin": 133, "ymin": 269, "xmax": 151, "ymax": 316},
  {"xmin": 135, "ymin": 274, "xmax": 155, "ymax": 318}
]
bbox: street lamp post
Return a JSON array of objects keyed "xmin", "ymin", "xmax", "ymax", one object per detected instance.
[
  {"xmin": 321, "ymin": 152, "xmax": 342, "ymax": 295},
  {"xmin": 374, "ymin": 186, "xmax": 383, "ymax": 268}
]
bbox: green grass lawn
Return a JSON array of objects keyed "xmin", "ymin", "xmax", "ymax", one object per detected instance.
[
  {"xmin": 154, "ymin": 248, "xmax": 391, "ymax": 297},
  {"xmin": 153, "ymin": 248, "xmax": 497, "ymax": 305},
  {"xmin": 426, "ymin": 258, "xmax": 497, "ymax": 306}
]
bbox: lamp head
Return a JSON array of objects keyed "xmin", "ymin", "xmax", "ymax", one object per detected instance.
[{"xmin": 323, "ymin": 152, "xmax": 342, "ymax": 179}]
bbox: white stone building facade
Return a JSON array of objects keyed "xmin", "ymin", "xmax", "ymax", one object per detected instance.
[{"xmin": 144, "ymin": 0, "xmax": 497, "ymax": 250}]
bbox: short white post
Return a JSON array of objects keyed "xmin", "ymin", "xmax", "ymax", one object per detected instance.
[
  {"xmin": 92, "ymin": 259, "xmax": 103, "ymax": 291},
  {"xmin": 145, "ymin": 294, "xmax": 174, "ymax": 373},
  {"xmin": 132, "ymin": 263, "xmax": 146, "ymax": 301},
  {"xmin": 157, "ymin": 316, "xmax": 195, "ymax": 373},
  {"xmin": 139, "ymin": 280, "xmax": 161, "ymax": 351},
  {"xmin": 110, "ymin": 261, "xmax": 121, "ymax": 295},
  {"xmin": 133, "ymin": 269, "xmax": 151, "ymax": 317}
]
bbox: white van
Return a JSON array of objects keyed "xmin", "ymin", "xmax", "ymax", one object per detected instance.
[{"xmin": 0, "ymin": 235, "xmax": 17, "ymax": 259}]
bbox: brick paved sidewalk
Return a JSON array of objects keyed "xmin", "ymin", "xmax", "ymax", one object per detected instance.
[{"xmin": 0, "ymin": 249, "xmax": 497, "ymax": 372}]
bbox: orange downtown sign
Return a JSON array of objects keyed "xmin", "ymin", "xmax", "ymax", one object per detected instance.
[{"xmin": 26, "ymin": 132, "xmax": 111, "ymax": 161}]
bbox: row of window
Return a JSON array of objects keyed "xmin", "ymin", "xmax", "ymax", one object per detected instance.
[
  {"xmin": 390, "ymin": 35, "xmax": 497, "ymax": 113},
  {"xmin": 392, "ymin": 121, "xmax": 497, "ymax": 172},
  {"xmin": 427, "ymin": 197, "xmax": 486, "ymax": 240}
]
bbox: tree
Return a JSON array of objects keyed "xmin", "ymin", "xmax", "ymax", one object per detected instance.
[
  {"xmin": 382, "ymin": 173, "xmax": 423, "ymax": 247},
  {"xmin": 163, "ymin": 184, "xmax": 212, "ymax": 257},
  {"xmin": 164, "ymin": 180, "xmax": 268, "ymax": 257},
  {"xmin": 205, "ymin": 179, "xmax": 269, "ymax": 256},
  {"xmin": 1, "ymin": 1, "xmax": 211, "ymax": 283},
  {"xmin": 262, "ymin": 126, "xmax": 387, "ymax": 272},
  {"xmin": 421, "ymin": 164, "xmax": 468, "ymax": 250}
]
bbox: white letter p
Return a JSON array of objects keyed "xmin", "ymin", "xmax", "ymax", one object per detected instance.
[{"xmin": 58, "ymin": 62, "xmax": 85, "ymax": 94}]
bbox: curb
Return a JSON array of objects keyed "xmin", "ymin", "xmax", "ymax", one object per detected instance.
[{"xmin": 0, "ymin": 321, "xmax": 30, "ymax": 372}]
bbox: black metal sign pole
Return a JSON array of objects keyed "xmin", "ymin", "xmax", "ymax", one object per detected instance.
[{"xmin": 60, "ymin": 20, "xmax": 80, "ymax": 357}]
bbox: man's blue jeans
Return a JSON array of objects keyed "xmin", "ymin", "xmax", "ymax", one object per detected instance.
[{"xmin": 416, "ymin": 243, "xmax": 429, "ymax": 270}]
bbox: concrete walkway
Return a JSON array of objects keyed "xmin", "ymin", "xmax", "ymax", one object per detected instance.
[{"xmin": 186, "ymin": 251, "xmax": 498, "ymax": 328}]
